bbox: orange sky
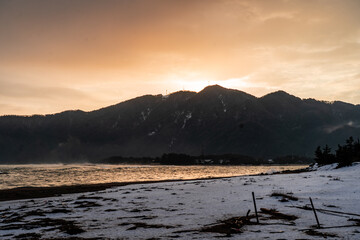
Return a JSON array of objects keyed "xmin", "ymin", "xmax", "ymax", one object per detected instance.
[{"xmin": 1, "ymin": 0, "xmax": 360, "ymax": 115}]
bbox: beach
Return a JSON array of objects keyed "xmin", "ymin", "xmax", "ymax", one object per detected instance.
[
  {"xmin": 0, "ymin": 177, "xmax": 245, "ymax": 202},
  {"xmin": 1, "ymin": 164, "xmax": 360, "ymax": 239}
]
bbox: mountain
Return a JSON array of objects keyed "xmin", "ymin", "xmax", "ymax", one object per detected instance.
[{"xmin": 1, "ymin": 85, "xmax": 360, "ymax": 163}]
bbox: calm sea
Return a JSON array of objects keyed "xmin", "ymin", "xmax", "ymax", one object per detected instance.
[{"xmin": 0, "ymin": 164, "xmax": 306, "ymax": 190}]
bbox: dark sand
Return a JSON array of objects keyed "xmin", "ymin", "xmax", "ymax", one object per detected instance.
[
  {"xmin": 0, "ymin": 180, "xmax": 185, "ymax": 202},
  {"xmin": 0, "ymin": 178, "xmax": 231, "ymax": 202}
]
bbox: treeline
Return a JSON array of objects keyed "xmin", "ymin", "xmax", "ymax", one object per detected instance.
[
  {"xmin": 315, "ymin": 136, "xmax": 360, "ymax": 167},
  {"xmin": 95, "ymin": 156, "xmax": 156, "ymax": 164},
  {"xmin": 97, "ymin": 153, "xmax": 312, "ymax": 165},
  {"xmin": 159, "ymin": 153, "xmax": 256, "ymax": 165}
]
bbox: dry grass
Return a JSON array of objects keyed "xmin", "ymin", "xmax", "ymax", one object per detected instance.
[
  {"xmin": 271, "ymin": 191, "xmax": 298, "ymax": 201},
  {"xmin": 201, "ymin": 215, "xmax": 257, "ymax": 236},
  {"xmin": 305, "ymin": 229, "xmax": 338, "ymax": 238},
  {"xmin": 260, "ymin": 208, "xmax": 298, "ymax": 221}
]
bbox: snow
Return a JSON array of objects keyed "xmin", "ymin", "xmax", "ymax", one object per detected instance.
[
  {"xmin": 141, "ymin": 108, "xmax": 152, "ymax": 121},
  {"xmin": 181, "ymin": 112, "xmax": 192, "ymax": 129},
  {"xmin": 168, "ymin": 137, "xmax": 176, "ymax": 148},
  {"xmin": 1, "ymin": 164, "xmax": 360, "ymax": 239},
  {"xmin": 218, "ymin": 94, "xmax": 227, "ymax": 112}
]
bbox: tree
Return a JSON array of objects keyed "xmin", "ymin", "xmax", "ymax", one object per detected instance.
[
  {"xmin": 314, "ymin": 144, "xmax": 336, "ymax": 165},
  {"xmin": 316, "ymin": 136, "xmax": 360, "ymax": 168},
  {"xmin": 337, "ymin": 136, "xmax": 360, "ymax": 167},
  {"xmin": 314, "ymin": 146, "xmax": 323, "ymax": 164}
]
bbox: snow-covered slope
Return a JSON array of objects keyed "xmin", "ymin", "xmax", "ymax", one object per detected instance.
[{"xmin": 1, "ymin": 164, "xmax": 360, "ymax": 239}]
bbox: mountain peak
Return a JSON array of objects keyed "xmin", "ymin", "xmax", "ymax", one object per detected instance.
[
  {"xmin": 199, "ymin": 84, "xmax": 252, "ymax": 96},
  {"xmin": 199, "ymin": 84, "xmax": 228, "ymax": 93},
  {"xmin": 193, "ymin": 84, "xmax": 256, "ymax": 105},
  {"xmin": 262, "ymin": 90, "xmax": 299, "ymax": 101}
]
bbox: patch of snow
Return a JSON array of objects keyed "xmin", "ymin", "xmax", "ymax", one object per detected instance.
[
  {"xmin": 141, "ymin": 111, "xmax": 146, "ymax": 121},
  {"xmin": 141, "ymin": 108, "xmax": 152, "ymax": 121},
  {"xmin": 169, "ymin": 137, "xmax": 176, "ymax": 148},
  {"xmin": 218, "ymin": 94, "xmax": 227, "ymax": 112},
  {"xmin": 181, "ymin": 112, "xmax": 192, "ymax": 129},
  {"xmin": 314, "ymin": 163, "xmax": 338, "ymax": 171}
]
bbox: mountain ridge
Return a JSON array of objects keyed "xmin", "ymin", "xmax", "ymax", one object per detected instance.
[
  {"xmin": 2, "ymin": 85, "xmax": 358, "ymax": 117},
  {"xmin": 1, "ymin": 85, "xmax": 360, "ymax": 163}
]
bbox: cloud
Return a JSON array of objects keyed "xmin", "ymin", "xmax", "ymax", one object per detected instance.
[
  {"xmin": 1, "ymin": 0, "xmax": 360, "ymax": 114},
  {"xmin": 0, "ymin": 78, "xmax": 100, "ymax": 115},
  {"xmin": 324, "ymin": 121, "xmax": 360, "ymax": 134},
  {"xmin": 0, "ymin": 80, "xmax": 92, "ymax": 100}
]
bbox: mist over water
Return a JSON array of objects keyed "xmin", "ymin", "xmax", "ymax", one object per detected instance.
[{"xmin": 0, "ymin": 164, "xmax": 306, "ymax": 190}]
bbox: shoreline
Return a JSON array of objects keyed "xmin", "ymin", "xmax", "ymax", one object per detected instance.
[
  {"xmin": 0, "ymin": 167, "xmax": 310, "ymax": 202},
  {"xmin": 0, "ymin": 177, "xmax": 245, "ymax": 202}
]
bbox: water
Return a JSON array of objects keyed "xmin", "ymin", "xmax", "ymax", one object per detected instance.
[{"xmin": 0, "ymin": 164, "xmax": 306, "ymax": 190}]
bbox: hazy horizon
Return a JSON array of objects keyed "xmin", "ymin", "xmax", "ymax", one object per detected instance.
[{"xmin": 1, "ymin": 0, "xmax": 360, "ymax": 115}]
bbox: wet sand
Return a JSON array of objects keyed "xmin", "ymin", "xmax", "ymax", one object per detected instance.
[{"xmin": 0, "ymin": 178, "xmax": 227, "ymax": 202}]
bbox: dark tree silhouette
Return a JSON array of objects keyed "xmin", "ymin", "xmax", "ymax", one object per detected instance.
[
  {"xmin": 315, "ymin": 136, "xmax": 360, "ymax": 167},
  {"xmin": 314, "ymin": 144, "xmax": 335, "ymax": 165}
]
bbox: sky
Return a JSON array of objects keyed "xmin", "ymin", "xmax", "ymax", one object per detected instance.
[{"xmin": 1, "ymin": 0, "xmax": 360, "ymax": 115}]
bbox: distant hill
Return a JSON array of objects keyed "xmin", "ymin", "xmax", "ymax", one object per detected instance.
[{"xmin": 1, "ymin": 85, "xmax": 360, "ymax": 163}]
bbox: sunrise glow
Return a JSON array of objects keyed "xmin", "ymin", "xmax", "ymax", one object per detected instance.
[{"xmin": 1, "ymin": 0, "xmax": 360, "ymax": 115}]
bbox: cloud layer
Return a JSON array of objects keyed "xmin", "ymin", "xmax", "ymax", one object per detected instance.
[{"xmin": 1, "ymin": 0, "xmax": 360, "ymax": 115}]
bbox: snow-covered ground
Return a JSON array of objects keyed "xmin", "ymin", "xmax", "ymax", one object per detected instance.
[{"xmin": 1, "ymin": 164, "xmax": 360, "ymax": 239}]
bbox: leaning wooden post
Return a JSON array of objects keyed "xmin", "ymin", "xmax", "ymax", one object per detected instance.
[
  {"xmin": 309, "ymin": 197, "xmax": 320, "ymax": 228},
  {"xmin": 252, "ymin": 192, "xmax": 259, "ymax": 223}
]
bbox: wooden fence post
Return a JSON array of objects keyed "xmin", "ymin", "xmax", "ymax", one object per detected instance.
[
  {"xmin": 309, "ymin": 197, "xmax": 320, "ymax": 228},
  {"xmin": 252, "ymin": 192, "xmax": 259, "ymax": 223}
]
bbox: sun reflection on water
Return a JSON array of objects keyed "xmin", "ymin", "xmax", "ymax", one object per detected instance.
[{"xmin": 0, "ymin": 164, "xmax": 306, "ymax": 190}]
